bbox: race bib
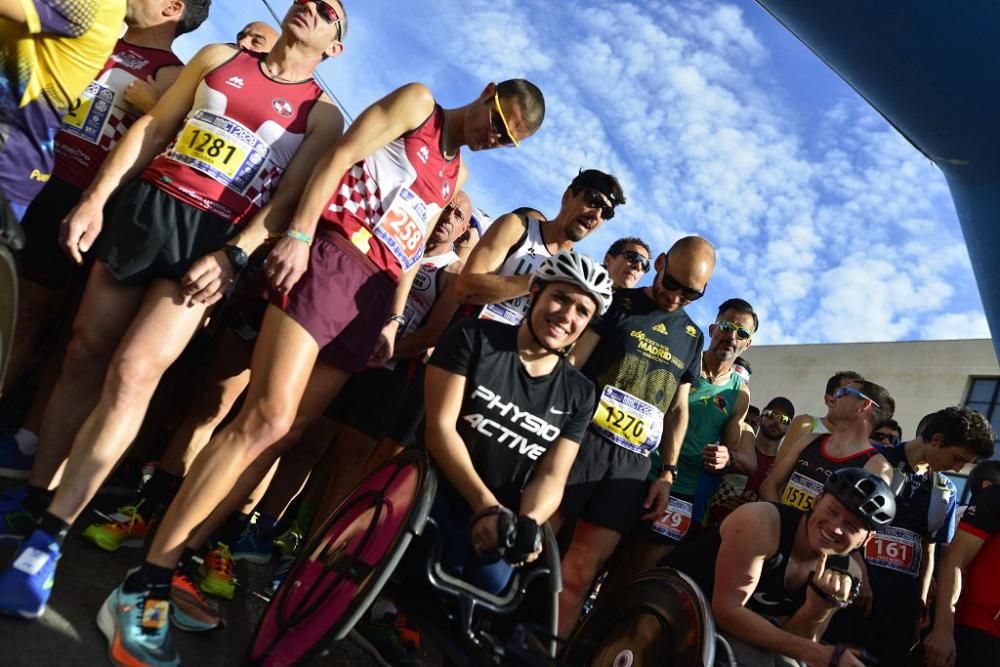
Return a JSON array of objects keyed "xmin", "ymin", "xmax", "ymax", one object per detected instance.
[
  {"xmin": 61, "ymin": 81, "xmax": 116, "ymax": 144},
  {"xmin": 479, "ymin": 297, "xmax": 528, "ymax": 326},
  {"xmin": 167, "ymin": 110, "xmax": 270, "ymax": 194},
  {"xmin": 652, "ymin": 496, "xmax": 693, "ymax": 541},
  {"xmin": 591, "ymin": 385, "xmax": 664, "ymax": 456},
  {"xmin": 781, "ymin": 472, "xmax": 824, "ymax": 511},
  {"xmin": 865, "ymin": 526, "xmax": 922, "ymax": 577},
  {"xmin": 373, "ymin": 187, "xmax": 431, "ymax": 271}
]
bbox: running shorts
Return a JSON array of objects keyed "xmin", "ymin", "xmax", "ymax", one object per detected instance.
[
  {"xmin": 560, "ymin": 428, "xmax": 653, "ymax": 534},
  {"xmin": 383, "ymin": 361, "xmax": 429, "ymax": 446},
  {"xmin": 18, "ymin": 175, "xmax": 86, "ymax": 289},
  {"xmin": 324, "ymin": 362, "xmax": 413, "ymax": 440},
  {"xmin": 96, "ymin": 179, "xmax": 237, "ymax": 286}
]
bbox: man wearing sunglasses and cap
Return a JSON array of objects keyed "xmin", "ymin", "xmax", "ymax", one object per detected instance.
[
  {"xmin": 552, "ymin": 235, "xmax": 715, "ymax": 637},
  {"xmin": 603, "ymin": 236, "xmax": 651, "ymax": 289},
  {"xmin": 456, "ymin": 168, "xmax": 625, "ymax": 326}
]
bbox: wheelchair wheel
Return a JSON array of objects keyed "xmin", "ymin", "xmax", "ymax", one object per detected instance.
[
  {"xmin": 563, "ymin": 567, "xmax": 718, "ymax": 667},
  {"xmin": 246, "ymin": 448, "xmax": 437, "ymax": 666}
]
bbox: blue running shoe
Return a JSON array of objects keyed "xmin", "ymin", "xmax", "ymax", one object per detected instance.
[
  {"xmin": 97, "ymin": 582, "xmax": 180, "ymax": 667},
  {"xmin": 0, "ymin": 433, "xmax": 33, "ymax": 480},
  {"xmin": 0, "ymin": 529, "xmax": 60, "ymax": 618},
  {"xmin": 232, "ymin": 525, "xmax": 273, "ymax": 565}
]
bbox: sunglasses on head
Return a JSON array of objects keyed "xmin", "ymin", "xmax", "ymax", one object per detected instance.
[
  {"xmin": 619, "ymin": 249, "xmax": 649, "ymax": 272},
  {"xmin": 761, "ymin": 409, "xmax": 790, "ymax": 425},
  {"xmin": 833, "ymin": 385, "xmax": 880, "ymax": 408},
  {"xmin": 488, "ymin": 91, "xmax": 519, "ymax": 148},
  {"xmin": 717, "ymin": 320, "xmax": 753, "ymax": 340},
  {"xmin": 294, "ymin": 0, "xmax": 342, "ymax": 31},
  {"xmin": 580, "ymin": 189, "xmax": 615, "ymax": 220},
  {"xmin": 660, "ymin": 266, "xmax": 704, "ymax": 301},
  {"xmin": 871, "ymin": 431, "xmax": 900, "ymax": 446}
]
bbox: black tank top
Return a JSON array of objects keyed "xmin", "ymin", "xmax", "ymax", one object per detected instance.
[
  {"xmin": 662, "ymin": 503, "xmax": 807, "ymax": 618},
  {"xmin": 781, "ymin": 435, "xmax": 877, "ymax": 512}
]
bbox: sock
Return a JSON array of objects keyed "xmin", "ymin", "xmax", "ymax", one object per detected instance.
[
  {"xmin": 177, "ymin": 547, "xmax": 198, "ymax": 575},
  {"xmin": 123, "ymin": 562, "xmax": 173, "ymax": 600},
  {"xmin": 13, "ymin": 428, "xmax": 38, "ymax": 456},
  {"xmin": 214, "ymin": 511, "xmax": 250, "ymax": 546},
  {"xmin": 140, "ymin": 467, "xmax": 183, "ymax": 518},
  {"xmin": 37, "ymin": 512, "xmax": 70, "ymax": 546},
  {"xmin": 22, "ymin": 484, "xmax": 53, "ymax": 516},
  {"xmin": 256, "ymin": 512, "xmax": 279, "ymax": 537}
]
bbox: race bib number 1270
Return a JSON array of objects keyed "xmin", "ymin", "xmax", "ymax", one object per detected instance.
[{"xmin": 591, "ymin": 385, "xmax": 664, "ymax": 456}]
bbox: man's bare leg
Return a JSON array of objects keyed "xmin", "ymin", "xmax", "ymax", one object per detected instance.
[
  {"xmin": 46, "ymin": 278, "xmax": 211, "ymax": 524},
  {"xmin": 2, "ymin": 277, "xmax": 64, "ymax": 394},
  {"xmin": 558, "ymin": 519, "xmax": 624, "ymax": 638}
]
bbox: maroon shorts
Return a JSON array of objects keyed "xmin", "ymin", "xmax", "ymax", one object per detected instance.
[{"xmin": 274, "ymin": 230, "xmax": 396, "ymax": 373}]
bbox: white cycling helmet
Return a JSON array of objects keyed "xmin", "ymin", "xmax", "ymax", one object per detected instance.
[{"xmin": 529, "ymin": 250, "xmax": 614, "ymax": 315}]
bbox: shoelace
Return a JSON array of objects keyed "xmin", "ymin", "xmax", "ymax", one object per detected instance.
[
  {"xmin": 208, "ymin": 545, "xmax": 235, "ymax": 579},
  {"xmin": 110, "ymin": 500, "xmax": 146, "ymax": 532}
]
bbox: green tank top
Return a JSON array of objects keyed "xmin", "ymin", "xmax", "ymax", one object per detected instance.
[{"xmin": 669, "ymin": 371, "xmax": 743, "ymax": 496}]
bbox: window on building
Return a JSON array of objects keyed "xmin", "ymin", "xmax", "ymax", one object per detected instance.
[{"xmin": 949, "ymin": 377, "xmax": 1000, "ymax": 504}]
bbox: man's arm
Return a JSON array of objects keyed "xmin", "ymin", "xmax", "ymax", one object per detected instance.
[
  {"xmin": 924, "ymin": 530, "xmax": 986, "ymax": 667},
  {"xmin": 61, "ymin": 44, "xmax": 235, "ymax": 263},
  {"xmin": 641, "ymin": 383, "xmax": 690, "ymax": 521},
  {"xmin": 123, "ymin": 65, "xmax": 184, "ymax": 114},
  {"xmin": 180, "ymin": 95, "xmax": 345, "ymax": 305},
  {"xmin": 705, "ymin": 383, "xmax": 750, "ymax": 473},
  {"xmin": 758, "ymin": 428, "xmax": 815, "ymax": 503},
  {"xmin": 0, "ymin": 0, "xmax": 26, "ymax": 21},
  {"xmin": 393, "ymin": 267, "xmax": 463, "ymax": 360},
  {"xmin": 454, "ymin": 212, "xmax": 531, "ymax": 304},
  {"xmin": 862, "ymin": 453, "xmax": 893, "ymax": 484},
  {"xmin": 266, "ymin": 83, "xmax": 438, "ymax": 293},
  {"xmin": 567, "ymin": 327, "xmax": 602, "ymax": 369}
]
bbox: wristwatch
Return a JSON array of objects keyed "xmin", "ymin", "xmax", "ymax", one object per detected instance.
[
  {"xmin": 222, "ymin": 244, "xmax": 248, "ymax": 271},
  {"xmin": 659, "ymin": 463, "xmax": 679, "ymax": 476}
]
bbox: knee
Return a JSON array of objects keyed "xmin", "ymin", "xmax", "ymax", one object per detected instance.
[
  {"xmin": 237, "ymin": 399, "xmax": 297, "ymax": 453},
  {"xmin": 105, "ymin": 350, "xmax": 169, "ymax": 398},
  {"xmin": 186, "ymin": 384, "xmax": 241, "ymax": 430},
  {"xmin": 63, "ymin": 327, "xmax": 116, "ymax": 379}
]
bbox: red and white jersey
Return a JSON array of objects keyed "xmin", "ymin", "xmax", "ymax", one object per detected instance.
[
  {"xmin": 143, "ymin": 50, "xmax": 323, "ymax": 224},
  {"xmin": 385, "ymin": 249, "xmax": 460, "ymax": 370},
  {"xmin": 321, "ymin": 105, "xmax": 461, "ymax": 281},
  {"xmin": 53, "ymin": 40, "xmax": 182, "ymax": 190}
]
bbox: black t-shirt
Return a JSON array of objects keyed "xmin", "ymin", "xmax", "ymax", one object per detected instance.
[
  {"xmin": 582, "ymin": 287, "xmax": 703, "ymax": 419},
  {"xmin": 780, "ymin": 436, "xmax": 877, "ymax": 513},
  {"xmin": 424, "ymin": 318, "xmax": 594, "ymax": 508}
]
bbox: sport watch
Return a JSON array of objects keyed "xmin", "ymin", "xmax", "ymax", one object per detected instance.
[
  {"xmin": 222, "ymin": 244, "xmax": 248, "ymax": 271},
  {"xmin": 659, "ymin": 463, "xmax": 679, "ymax": 476}
]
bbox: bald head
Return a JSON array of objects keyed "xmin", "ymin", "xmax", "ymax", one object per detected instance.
[
  {"xmin": 651, "ymin": 236, "xmax": 716, "ymax": 312},
  {"xmin": 237, "ymin": 21, "xmax": 279, "ymax": 53},
  {"xmin": 428, "ymin": 191, "xmax": 473, "ymax": 247}
]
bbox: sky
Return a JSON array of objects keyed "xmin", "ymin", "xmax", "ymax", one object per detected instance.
[{"xmin": 174, "ymin": 0, "xmax": 990, "ymax": 346}]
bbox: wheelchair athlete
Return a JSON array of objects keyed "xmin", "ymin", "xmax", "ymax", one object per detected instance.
[
  {"xmin": 420, "ymin": 250, "xmax": 612, "ymax": 593},
  {"xmin": 663, "ymin": 468, "xmax": 896, "ymax": 667}
]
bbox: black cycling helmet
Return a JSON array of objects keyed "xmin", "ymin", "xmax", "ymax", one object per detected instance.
[{"xmin": 824, "ymin": 468, "xmax": 896, "ymax": 529}]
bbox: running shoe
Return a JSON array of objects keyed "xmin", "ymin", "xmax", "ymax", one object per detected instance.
[
  {"xmin": 82, "ymin": 502, "xmax": 149, "ymax": 551},
  {"xmin": 169, "ymin": 571, "xmax": 221, "ymax": 632},
  {"xmin": 96, "ymin": 582, "xmax": 179, "ymax": 667},
  {"xmin": 233, "ymin": 524, "xmax": 273, "ymax": 564},
  {"xmin": 198, "ymin": 543, "xmax": 236, "ymax": 600},
  {"xmin": 0, "ymin": 529, "xmax": 60, "ymax": 618},
  {"xmin": 273, "ymin": 522, "xmax": 304, "ymax": 558},
  {"xmin": 352, "ymin": 615, "xmax": 422, "ymax": 667},
  {"xmin": 0, "ymin": 433, "xmax": 33, "ymax": 480}
]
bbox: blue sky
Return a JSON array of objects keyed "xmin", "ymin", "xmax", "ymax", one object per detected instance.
[{"xmin": 174, "ymin": 0, "xmax": 988, "ymax": 345}]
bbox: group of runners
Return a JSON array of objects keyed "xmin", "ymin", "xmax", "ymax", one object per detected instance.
[{"xmin": 1, "ymin": 2, "xmax": 999, "ymax": 667}]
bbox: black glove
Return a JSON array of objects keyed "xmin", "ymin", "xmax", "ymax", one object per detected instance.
[{"xmin": 504, "ymin": 516, "xmax": 542, "ymax": 566}]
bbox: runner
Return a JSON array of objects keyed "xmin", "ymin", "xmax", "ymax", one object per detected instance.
[
  {"xmin": 856, "ymin": 407, "xmax": 992, "ymax": 667},
  {"xmin": 662, "ymin": 468, "xmax": 896, "ymax": 667},
  {"xmin": 237, "ymin": 21, "xmax": 279, "ymax": 52},
  {"xmin": 924, "ymin": 462, "xmax": 1000, "ymax": 667},
  {"xmin": 95, "ymin": 76, "xmax": 545, "ymax": 663},
  {"xmin": 603, "ymin": 236, "xmax": 650, "ymax": 289},
  {"xmin": 777, "ymin": 370, "xmax": 864, "ymax": 453},
  {"xmin": 759, "ymin": 378, "xmax": 895, "ymax": 510},
  {"xmin": 0, "ymin": 0, "xmax": 125, "ymax": 218},
  {"xmin": 870, "ymin": 419, "xmax": 903, "ymax": 447},
  {"xmin": 733, "ymin": 356, "xmax": 752, "ymax": 385},
  {"xmin": 0, "ymin": 0, "xmax": 347, "ymax": 622},
  {"xmin": 0, "ymin": 0, "xmax": 203, "ymax": 481},
  {"xmin": 555, "ymin": 235, "xmax": 715, "ymax": 637}
]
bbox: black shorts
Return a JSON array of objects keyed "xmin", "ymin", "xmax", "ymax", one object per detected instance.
[
  {"xmin": 560, "ymin": 429, "xmax": 652, "ymax": 534},
  {"xmin": 18, "ymin": 175, "xmax": 85, "ymax": 289},
  {"xmin": 323, "ymin": 362, "xmax": 413, "ymax": 440},
  {"xmin": 383, "ymin": 361, "xmax": 428, "ymax": 446},
  {"xmin": 96, "ymin": 179, "xmax": 237, "ymax": 286}
]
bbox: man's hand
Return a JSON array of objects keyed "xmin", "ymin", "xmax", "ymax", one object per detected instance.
[
  {"xmin": 703, "ymin": 443, "xmax": 730, "ymax": 471},
  {"xmin": 368, "ymin": 320, "xmax": 399, "ymax": 366},
  {"xmin": 471, "ymin": 512, "xmax": 501, "ymax": 556},
  {"xmin": 264, "ymin": 236, "xmax": 310, "ymax": 294},
  {"xmin": 181, "ymin": 250, "xmax": 236, "ymax": 306},
  {"xmin": 804, "ymin": 554, "xmax": 856, "ymax": 611},
  {"xmin": 923, "ymin": 629, "xmax": 957, "ymax": 667},
  {"xmin": 123, "ymin": 75, "xmax": 161, "ymax": 112},
  {"xmin": 60, "ymin": 196, "xmax": 105, "ymax": 264},
  {"xmin": 640, "ymin": 475, "xmax": 672, "ymax": 521}
]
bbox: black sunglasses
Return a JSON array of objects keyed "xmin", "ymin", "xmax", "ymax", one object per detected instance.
[
  {"xmin": 294, "ymin": 0, "xmax": 342, "ymax": 33},
  {"xmin": 871, "ymin": 432, "xmax": 900, "ymax": 446},
  {"xmin": 660, "ymin": 266, "xmax": 704, "ymax": 301},
  {"xmin": 582, "ymin": 189, "xmax": 615, "ymax": 220},
  {"xmin": 618, "ymin": 249, "xmax": 650, "ymax": 272}
]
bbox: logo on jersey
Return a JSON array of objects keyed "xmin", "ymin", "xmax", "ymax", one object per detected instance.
[
  {"xmin": 226, "ymin": 76, "xmax": 245, "ymax": 89},
  {"xmin": 272, "ymin": 98, "xmax": 294, "ymax": 117},
  {"xmin": 417, "ymin": 146, "xmax": 430, "ymax": 163},
  {"xmin": 111, "ymin": 50, "xmax": 150, "ymax": 72},
  {"xmin": 652, "ymin": 323, "xmax": 669, "ymax": 335},
  {"xmin": 412, "ymin": 272, "xmax": 431, "ymax": 291},
  {"xmin": 463, "ymin": 386, "xmax": 564, "ymax": 461},
  {"xmin": 714, "ymin": 394, "xmax": 729, "ymax": 415},
  {"xmin": 441, "ymin": 181, "xmax": 451, "ymax": 199},
  {"xmin": 686, "ymin": 325, "xmax": 699, "ymax": 337}
]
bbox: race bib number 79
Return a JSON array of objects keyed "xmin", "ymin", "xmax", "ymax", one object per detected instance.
[{"xmin": 652, "ymin": 496, "xmax": 693, "ymax": 542}]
